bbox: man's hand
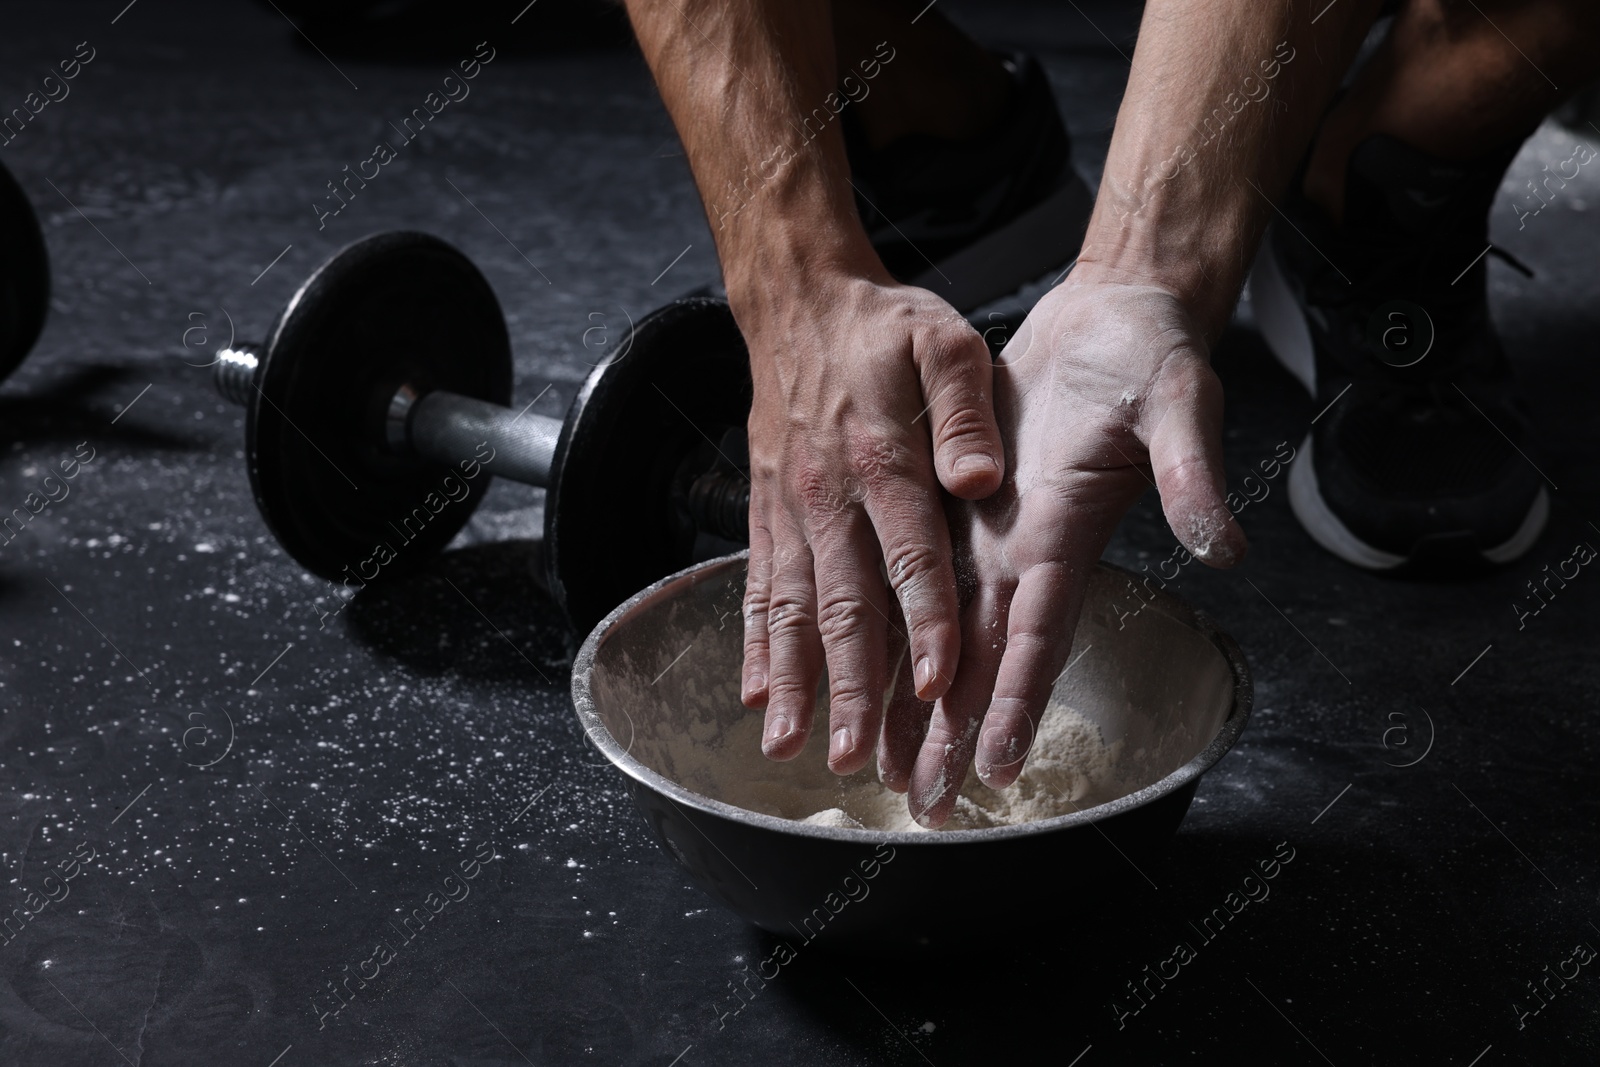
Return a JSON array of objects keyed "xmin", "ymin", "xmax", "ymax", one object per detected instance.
[
  {"xmin": 880, "ymin": 279, "xmax": 1247, "ymax": 827},
  {"xmin": 736, "ymin": 268, "xmax": 1003, "ymax": 775}
]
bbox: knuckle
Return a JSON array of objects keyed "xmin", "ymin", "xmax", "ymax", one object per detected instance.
[
  {"xmin": 792, "ymin": 466, "xmax": 857, "ymax": 530},
  {"xmin": 747, "ymin": 508, "xmax": 776, "ymax": 543},
  {"xmin": 827, "ymin": 680, "xmax": 874, "ymax": 716},
  {"xmin": 742, "ymin": 605, "xmax": 768, "ymax": 641},
  {"xmin": 1160, "ymin": 450, "xmax": 1215, "ymax": 488},
  {"xmin": 815, "ymin": 594, "xmax": 873, "ymax": 645},
  {"xmin": 921, "ymin": 318, "xmax": 986, "ymax": 363},
  {"xmin": 766, "ymin": 594, "xmax": 815, "ymax": 638},
  {"xmin": 793, "ymin": 465, "xmax": 836, "ymax": 512},
  {"xmin": 1004, "ymin": 622, "xmax": 1058, "ymax": 654},
  {"xmin": 746, "ymin": 444, "xmax": 782, "ymax": 488},
  {"xmin": 934, "ymin": 404, "xmax": 995, "ymax": 450},
  {"xmin": 848, "ymin": 434, "xmax": 913, "ymax": 493},
  {"xmin": 765, "ymin": 677, "xmax": 816, "ymax": 710},
  {"xmin": 884, "ymin": 540, "xmax": 944, "ymax": 601},
  {"xmin": 743, "ymin": 568, "xmax": 773, "ymax": 615}
]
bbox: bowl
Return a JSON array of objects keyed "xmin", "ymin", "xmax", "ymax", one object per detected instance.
[{"xmin": 571, "ymin": 553, "xmax": 1252, "ymax": 952}]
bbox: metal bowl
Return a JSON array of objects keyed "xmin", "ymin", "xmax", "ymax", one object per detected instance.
[{"xmin": 572, "ymin": 553, "xmax": 1251, "ymax": 952}]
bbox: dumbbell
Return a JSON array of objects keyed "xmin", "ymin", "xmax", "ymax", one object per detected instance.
[
  {"xmin": 0, "ymin": 158, "xmax": 51, "ymax": 384},
  {"xmin": 212, "ymin": 230, "xmax": 755, "ymax": 635},
  {"xmin": 214, "ymin": 230, "xmax": 1023, "ymax": 635}
]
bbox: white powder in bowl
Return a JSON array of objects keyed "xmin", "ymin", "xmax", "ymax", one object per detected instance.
[
  {"xmin": 622, "ymin": 682, "xmax": 1184, "ymax": 832},
  {"xmin": 589, "ymin": 568, "xmax": 1224, "ymax": 833}
]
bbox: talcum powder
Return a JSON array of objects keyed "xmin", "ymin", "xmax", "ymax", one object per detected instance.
[{"xmin": 623, "ymin": 687, "xmax": 1186, "ymax": 832}]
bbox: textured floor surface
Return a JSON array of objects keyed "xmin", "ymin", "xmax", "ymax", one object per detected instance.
[{"xmin": 0, "ymin": 1, "xmax": 1597, "ymax": 1065}]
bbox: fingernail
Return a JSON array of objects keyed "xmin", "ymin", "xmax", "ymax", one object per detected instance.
[
  {"xmin": 914, "ymin": 657, "xmax": 935, "ymax": 694},
  {"xmin": 744, "ymin": 672, "xmax": 766, "ymax": 699},
  {"xmin": 762, "ymin": 715, "xmax": 791, "ymax": 750},
  {"xmin": 829, "ymin": 727, "xmax": 854, "ymax": 764},
  {"xmin": 955, "ymin": 454, "xmax": 999, "ymax": 479}
]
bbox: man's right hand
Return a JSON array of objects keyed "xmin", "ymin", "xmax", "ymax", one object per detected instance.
[{"xmin": 733, "ymin": 265, "xmax": 1004, "ymax": 777}]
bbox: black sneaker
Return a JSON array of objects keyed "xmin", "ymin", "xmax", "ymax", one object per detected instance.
[
  {"xmin": 844, "ymin": 52, "xmax": 1093, "ymax": 314},
  {"xmin": 1249, "ymin": 133, "xmax": 1549, "ymax": 571}
]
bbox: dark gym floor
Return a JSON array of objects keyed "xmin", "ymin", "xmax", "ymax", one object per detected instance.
[{"xmin": 0, "ymin": 2, "xmax": 1597, "ymax": 1064}]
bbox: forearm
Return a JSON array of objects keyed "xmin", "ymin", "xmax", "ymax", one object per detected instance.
[
  {"xmin": 1075, "ymin": 0, "xmax": 1385, "ymax": 337},
  {"xmin": 621, "ymin": 1, "xmax": 883, "ymax": 318}
]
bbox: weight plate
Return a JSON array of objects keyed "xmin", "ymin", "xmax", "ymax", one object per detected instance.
[
  {"xmin": 0, "ymin": 161, "xmax": 49, "ymax": 381},
  {"xmin": 547, "ymin": 297, "xmax": 751, "ymax": 636},
  {"xmin": 248, "ymin": 231, "xmax": 512, "ymax": 585}
]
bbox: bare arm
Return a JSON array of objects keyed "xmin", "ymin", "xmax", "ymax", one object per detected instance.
[
  {"xmin": 623, "ymin": 4, "xmax": 869, "ymax": 307},
  {"xmin": 1079, "ymin": 0, "xmax": 1384, "ymax": 332}
]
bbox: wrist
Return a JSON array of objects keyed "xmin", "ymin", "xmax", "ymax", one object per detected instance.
[
  {"xmin": 1071, "ymin": 177, "xmax": 1259, "ymax": 340},
  {"xmin": 722, "ymin": 212, "xmax": 887, "ymax": 334}
]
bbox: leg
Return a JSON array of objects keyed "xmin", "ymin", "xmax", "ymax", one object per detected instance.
[
  {"xmin": 1251, "ymin": 0, "xmax": 1592, "ymax": 572},
  {"xmin": 1305, "ymin": 0, "xmax": 1600, "ymax": 220}
]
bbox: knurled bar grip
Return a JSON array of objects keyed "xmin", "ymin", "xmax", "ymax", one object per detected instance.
[{"xmin": 408, "ymin": 391, "xmax": 562, "ymax": 488}]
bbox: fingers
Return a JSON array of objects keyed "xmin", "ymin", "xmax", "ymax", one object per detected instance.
[
  {"xmin": 906, "ymin": 578, "xmax": 1011, "ymax": 828},
  {"xmin": 917, "ymin": 327, "xmax": 1005, "ymax": 500},
  {"xmin": 857, "ymin": 447, "xmax": 960, "ymax": 703},
  {"xmin": 761, "ymin": 521, "xmax": 824, "ymax": 761},
  {"xmin": 741, "ymin": 510, "xmax": 774, "ymax": 708},
  {"xmin": 877, "ymin": 601, "xmax": 932, "ymax": 793},
  {"xmin": 974, "ymin": 561, "xmax": 1082, "ymax": 790},
  {"xmin": 756, "ymin": 420, "xmax": 960, "ymax": 769},
  {"xmin": 1145, "ymin": 361, "xmax": 1247, "ymax": 568},
  {"xmin": 809, "ymin": 510, "xmax": 892, "ymax": 775}
]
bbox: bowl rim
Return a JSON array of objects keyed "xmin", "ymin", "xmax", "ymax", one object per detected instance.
[{"xmin": 570, "ymin": 552, "xmax": 1253, "ymax": 845}]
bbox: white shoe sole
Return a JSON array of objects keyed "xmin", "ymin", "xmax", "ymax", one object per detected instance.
[
  {"xmin": 1248, "ymin": 232, "xmax": 1317, "ymax": 395},
  {"xmin": 1249, "ymin": 230, "xmax": 1549, "ymax": 569},
  {"xmin": 909, "ymin": 169, "xmax": 1094, "ymax": 314}
]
